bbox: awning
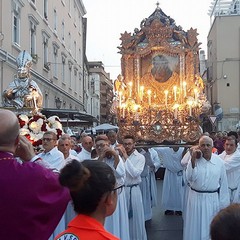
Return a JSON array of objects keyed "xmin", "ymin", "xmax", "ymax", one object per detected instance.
[{"xmin": 41, "ymin": 108, "xmax": 99, "ymax": 124}]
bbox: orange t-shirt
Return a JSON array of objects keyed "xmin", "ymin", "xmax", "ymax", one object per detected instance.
[{"xmin": 55, "ymin": 214, "xmax": 119, "ymax": 240}]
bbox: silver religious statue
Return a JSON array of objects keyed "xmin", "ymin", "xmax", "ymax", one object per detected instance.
[{"xmin": 3, "ymin": 50, "xmax": 43, "ymax": 110}]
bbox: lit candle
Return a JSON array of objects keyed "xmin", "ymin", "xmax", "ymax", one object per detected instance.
[
  {"xmin": 147, "ymin": 90, "xmax": 151, "ymax": 106},
  {"xmin": 164, "ymin": 90, "xmax": 168, "ymax": 107},
  {"xmin": 187, "ymin": 100, "xmax": 193, "ymax": 116},
  {"xmin": 194, "ymin": 88, "xmax": 198, "ymax": 101},
  {"xmin": 140, "ymin": 86, "xmax": 144, "ymax": 101},
  {"xmin": 173, "ymin": 104, "xmax": 179, "ymax": 119},
  {"xmin": 173, "ymin": 86, "xmax": 177, "ymax": 101},
  {"xmin": 129, "ymin": 82, "xmax": 133, "ymax": 98},
  {"xmin": 133, "ymin": 104, "xmax": 139, "ymax": 120},
  {"xmin": 122, "ymin": 103, "xmax": 126, "ymax": 118},
  {"xmin": 119, "ymin": 91, "xmax": 122, "ymax": 108},
  {"xmin": 183, "ymin": 81, "xmax": 187, "ymax": 97}
]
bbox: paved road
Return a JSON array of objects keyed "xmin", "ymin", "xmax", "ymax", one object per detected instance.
[{"xmin": 146, "ymin": 179, "xmax": 183, "ymax": 240}]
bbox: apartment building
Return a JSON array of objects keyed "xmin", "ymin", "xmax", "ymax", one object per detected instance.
[
  {"xmin": 0, "ymin": 0, "xmax": 98, "ymax": 128},
  {"xmin": 88, "ymin": 61, "xmax": 114, "ymax": 124},
  {"xmin": 207, "ymin": 0, "xmax": 240, "ymax": 131}
]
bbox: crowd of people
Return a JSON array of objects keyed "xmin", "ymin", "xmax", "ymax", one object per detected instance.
[
  {"xmin": 1, "ymin": 107, "xmax": 240, "ymax": 240},
  {"xmin": 154, "ymin": 130, "xmax": 240, "ymax": 240}
]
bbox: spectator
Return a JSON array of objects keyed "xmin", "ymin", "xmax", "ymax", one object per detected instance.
[
  {"xmin": 38, "ymin": 131, "xmax": 66, "ymax": 239},
  {"xmin": 55, "ymin": 160, "xmax": 119, "ymax": 240},
  {"xmin": 210, "ymin": 203, "xmax": 240, "ymax": 240},
  {"xmin": 38, "ymin": 131, "xmax": 65, "ymax": 171},
  {"xmin": 107, "ymin": 130, "xmax": 119, "ymax": 148},
  {"xmin": 77, "ymin": 135, "xmax": 94, "ymax": 161},
  {"xmin": 0, "ymin": 109, "xmax": 69, "ymax": 239}
]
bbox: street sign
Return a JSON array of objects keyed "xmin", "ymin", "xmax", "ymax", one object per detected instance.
[{"xmin": 208, "ymin": 115, "xmax": 217, "ymax": 125}]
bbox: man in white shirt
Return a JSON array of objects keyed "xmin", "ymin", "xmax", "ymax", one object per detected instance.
[
  {"xmin": 107, "ymin": 130, "xmax": 118, "ymax": 148},
  {"xmin": 58, "ymin": 135, "xmax": 79, "ymax": 228},
  {"xmin": 77, "ymin": 135, "xmax": 94, "ymax": 161},
  {"xmin": 37, "ymin": 131, "xmax": 66, "ymax": 239},
  {"xmin": 38, "ymin": 131, "xmax": 65, "ymax": 171},
  {"xmin": 116, "ymin": 135, "xmax": 147, "ymax": 240},
  {"xmin": 58, "ymin": 135, "xmax": 80, "ymax": 163},
  {"xmin": 219, "ymin": 136, "xmax": 240, "ymax": 203}
]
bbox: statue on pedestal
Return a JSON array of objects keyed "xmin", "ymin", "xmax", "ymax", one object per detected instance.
[{"xmin": 3, "ymin": 50, "xmax": 43, "ymax": 111}]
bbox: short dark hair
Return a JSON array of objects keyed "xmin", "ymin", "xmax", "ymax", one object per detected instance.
[
  {"xmin": 225, "ymin": 136, "xmax": 238, "ymax": 146},
  {"xmin": 95, "ymin": 134, "xmax": 109, "ymax": 143},
  {"xmin": 123, "ymin": 135, "xmax": 135, "ymax": 142},
  {"xmin": 210, "ymin": 204, "xmax": 240, "ymax": 240},
  {"xmin": 227, "ymin": 131, "xmax": 238, "ymax": 140},
  {"xmin": 59, "ymin": 160, "xmax": 115, "ymax": 214}
]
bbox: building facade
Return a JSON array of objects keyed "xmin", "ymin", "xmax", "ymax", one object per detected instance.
[
  {"xmin": 0, "ymin": 0, "xmax": 102, "ymax": 130},
  {"xmin": 207, "ymin": 0, "xmax": 240, "ymax": 131},
  {"xmin": 88, "ymin": 61, "xmax": 114, "ymax": 124}
]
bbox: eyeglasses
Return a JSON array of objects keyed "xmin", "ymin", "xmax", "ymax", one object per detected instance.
[
  {"xmin": 112, "ymin": 184, "xmax": 124, "ymax": 195},
  {"xmin": 42, "ymin": 138, "xmax": 55, "ymax": 142}
]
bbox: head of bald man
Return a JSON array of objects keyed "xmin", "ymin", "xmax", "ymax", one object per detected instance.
[{"xmin": 0, "ymin": 109, "xmax": 20, "ymax": 149}]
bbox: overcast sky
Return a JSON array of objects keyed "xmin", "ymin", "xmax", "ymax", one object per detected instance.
[{"xmin": 82, "ymin": 0, "xmax": 212, "ymax": 80}]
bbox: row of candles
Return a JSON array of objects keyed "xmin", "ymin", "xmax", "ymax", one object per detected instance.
[{"xmin": 117, "ymin": 81, "xmax": 200, "ymax": 118}]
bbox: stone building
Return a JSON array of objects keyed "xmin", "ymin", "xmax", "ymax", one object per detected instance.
[
  {"xmin": 0, "ymin": 0, "xmax": 103, "ymax": 130},
  {"xmin": 207, "ymin": 0, "xmax": 240, "ymax": 131}
]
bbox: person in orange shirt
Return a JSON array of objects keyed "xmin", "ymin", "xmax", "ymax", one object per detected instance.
[{"xmin": 55, "ymin": 160, "xmax": 120, "ymax": 240}]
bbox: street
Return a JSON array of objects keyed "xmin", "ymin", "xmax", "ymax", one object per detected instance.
[{"xmin": 146, "ymin": 179, "xmax": 183, "ymax": 240}]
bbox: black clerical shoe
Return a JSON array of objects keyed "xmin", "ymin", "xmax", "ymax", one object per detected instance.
[
  {"xmin": 175, "ymin": 211, "xmax": 182, "ymax": 216},
  {"xmin": 165, "ymin": 210, "xmax": 174, "ymax": 215}
]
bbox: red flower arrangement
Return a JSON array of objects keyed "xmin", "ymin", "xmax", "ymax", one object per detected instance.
[{"xmin": 18, "ymin": 113, "xmax": 63, "ymax": 147}]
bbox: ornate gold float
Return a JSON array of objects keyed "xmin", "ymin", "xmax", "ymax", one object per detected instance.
[{"xmin": 113, "ymin": 3, "xmax": 210, "ymax": 143}]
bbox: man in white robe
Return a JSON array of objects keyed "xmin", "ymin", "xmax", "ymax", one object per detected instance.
[
  {"xmin": 157, "ymin": 146, "xmax": 184, "ymax": 215},
  {"xmin": 116, "ymin": 135, "xmax": 147, "ymax": 240},
  {"xmin": 219, "ymin": 136, "xmax": 240, "ymax": 203},
  {"xmin": 95, "ymin": 135, "xmax": 130, "ymax": 240},
  {"xmin": 183, "ymin": 136, "xmax": 230, "ymax": 240}
]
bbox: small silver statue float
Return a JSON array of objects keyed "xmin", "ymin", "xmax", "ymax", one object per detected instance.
[{"xmin": 2, "ymin": 50, "xmax": 43, "ymax": 113}]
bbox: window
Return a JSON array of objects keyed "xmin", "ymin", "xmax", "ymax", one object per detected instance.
[
  {"xmin": 68, "ymin": 61, "xmax": 73, "ymax": 88},
  {"xmin": 53, "ymin": 9, "xmax": 57, "ymax": 31},
  {"xmin": 74, "ymin": 41, "xmax": 76, "ymax": 59},
  {"xmin": 43, "ymin": 0, "xmax": 48, "ymax": 20},
  {"xmin": 68, "ymin": 0, "xmax": 72, "ymax": 17},
  {"xmin": 61, "ymin": 21, "xmax": 65, "ymax": 41},
  {"xmin": 52, "ymin": 44, "xmax": 59, "ymax": 78},
  {"xmin": 62, "ymin": 55, "xmax": 66, "ymax": 83},
  {"xmin": 29, "ymin": 15, "xmax": 39, "ymax": 57},
  {"xmin": 13, "ymin": 13, "xmax": 20, "ymax": 44},
  {"xmin": 12, "ymin": 0, "xmax": 22, "ymax": 45},
  {"xmin": 42, "ymin": 31, "xmax": 50, "ymax": 69},
  {"xmin": 68, "ymin": 32, "xmax": 71, "ymax": 52}
]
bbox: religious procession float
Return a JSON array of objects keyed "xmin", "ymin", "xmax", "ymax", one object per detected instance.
[{"xmin": 112, "ymin": 2, "xmax": 211, "ymax": 144}]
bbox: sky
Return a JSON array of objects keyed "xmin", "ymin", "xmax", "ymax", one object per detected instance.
[{"xmin": 82, "ymin": 0, "xmax": 212, "ymax": 80}]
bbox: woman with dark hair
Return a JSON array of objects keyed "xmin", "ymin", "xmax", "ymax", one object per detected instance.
[{"xmin": 55, "ymin": 160, "xmax": 119, "ymax": 240}]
